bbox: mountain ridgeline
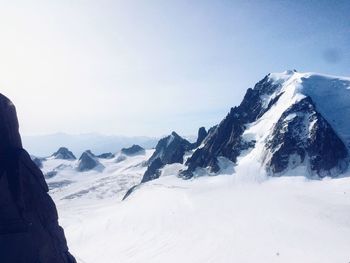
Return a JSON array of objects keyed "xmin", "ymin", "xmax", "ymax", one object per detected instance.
[
  {"xmin": 137, "ymin": 71, "xmax": 350, "ymax": 188},
  {"xmin": 141, "ymin": 131, "xmax": 193, "ymax": 183}
]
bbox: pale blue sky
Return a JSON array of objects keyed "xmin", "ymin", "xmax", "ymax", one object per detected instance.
[{"xmin": 0, "ymin": 0, "xmax": 349, "ymax": 137}]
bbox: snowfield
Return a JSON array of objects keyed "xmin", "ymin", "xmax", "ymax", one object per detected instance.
[
  {"xmin": 48, "ymin": 154, "xmax": 350, "ymax": 263},
  {"xmin": 44, "ymin": 71, "xmax": 350, "ymax": 263}
]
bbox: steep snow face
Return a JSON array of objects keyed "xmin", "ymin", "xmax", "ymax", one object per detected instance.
[
  {"xmin": 269, "ymin": 71, "xmax": 350, "ymax": 145},
  {"xmin": 268, "ymin": 71, "xmax": 350, "ymax": 145},
  {"xmin": 298, "ymin": 73, "xmax": 350, "ymax": 148},
  {"xmin": 185, "ymin": 71, "xmax": 350, "ymax": 177},
  {"xmin": 241, "ymin": 71, "xmax": 350, "ymax": 175},
  {"xmin": 264, "ymin": 97, "xmax": 347, "ymax": 176}
]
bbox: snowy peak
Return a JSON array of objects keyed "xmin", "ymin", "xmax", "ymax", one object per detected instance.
[
  {"xmin": 195, "ymin": 127, "xmax": 208, "ymax": 147},
  {"xmin": 141, "ymin": 132, "xmax": 192, "ymax": 183},
  {"xmin": 97, "ymin": 152, "xmax": 115, "ymax": 159},
  {"xmin": 183, "ymin": 71, "xmax": 350, "ymax": 178},
  {"xmin": 266, "ymin": 71, "xmax": 350, "ymax": 146},
  {"xmin": 121, "ymin": 144, "xmax": 145, "ymax": 156},
  {"xmin": 264, "ymin": 96, "xmax": 347, "ymax": 176},
  {"xmin": 77, "ymin": 150, "xmax": 103, "ymax": 172},
  {"xmin": 148, "ymin": 131, "xmax": 192, "ymax": 165},
  {"xmin": 52, "ymin": 147, "xmax": 76, "ymax": 160}
]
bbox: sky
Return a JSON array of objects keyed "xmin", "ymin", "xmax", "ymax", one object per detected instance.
[{"xmin": 0, "ymin": 0, "xmax": 349, "ymax": 137}]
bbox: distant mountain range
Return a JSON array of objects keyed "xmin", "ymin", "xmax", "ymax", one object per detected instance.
[
  {"xmin": 33, "ymin": 70, "xmax": 350, "ymax": 201},
  {"xmin": 5, "ymin": 70, "xmax": 350, "ymax": 262},
  {"xmin": 181, "ymin": 70, "xmax": 350, "ymax": 179},
  {"xmin": 22, "ymin": 133, "xmax": 160, "ymax": 157},
  {"xmin": 134, "ymin": 70, "xmax": 350, "ymax": 188}
]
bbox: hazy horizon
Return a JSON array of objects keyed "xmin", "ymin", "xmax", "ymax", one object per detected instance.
[{"xmin": 1, "ymin": 0, "xmax": 349, "ymax": 137}]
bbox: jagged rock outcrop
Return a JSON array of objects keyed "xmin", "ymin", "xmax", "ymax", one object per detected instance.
[
  {"xmin": 141, "ymin": 158, "xmax": 163, "ymax": 183},
  {"xmin": 183, "ymin": 71, "xmax": 349, "ymax": 178},
  {"xmin": 123, "ymin": 132, "xmax": 191, "ymax": 199},
  {"xmin": 141, "ymin": 132, "xmax": 192, "ymax": 183},
  {"xmin": 97, "ymin": 152, "xmax": 115, "ymax": 159},
  {"xmin": 194, "ymin": 127, "xmax": 207, "ymax": 148},
  {"xmin": 32, "ymin": 156, "xmax": 44, "ymax": 169},
  {"xmin": 45, "ymin": 164, "xmax": 71, "ymax": 179},
  {"xmin": 52, "ymin": 147, "xmax": 76, "ymax": 160},
  {"xmin": 77, "ymin": 150, "xmax": 103, "ymax": 172},
  {"xmin": 121, "ymin": 145, "xmax": 145, "ymax": 155},
  {"xmin": 264, "ymin": 97, "xmax": 347, "ymax": 176},
  {"xmin": 45, "ymin": 170, "xmax": 58, "ymax": 179},
  {"xmin": 182, "ymin": 75, "xmax": 279, "ymax": 177},
  {"xmin": 0, "ymin": 94, "xmax": 76, "ymax": 262}
]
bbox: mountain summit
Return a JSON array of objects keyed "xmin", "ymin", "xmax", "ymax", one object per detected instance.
[
  {"xmin": 183, "ymin": 71, "xmax": 350, "ymax": 178},
  {"xmin": 121, "ymin": 71, "xmax": 350, "ymax": 201},
  {"xmin": 52, "ymin": 147, "xmax": 76, "ymax": 160}
]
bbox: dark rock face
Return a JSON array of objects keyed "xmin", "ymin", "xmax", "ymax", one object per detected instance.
[
  {"xmin": 183, "ymin": 73, "xmax": 348, "ymax": 178},
  {"xmin": 121, "ymin": 145, "xmax": 145, "ymax": 155},
  {"xmin": 45, "ymin": 170, "xmax": 58, "ymax": 179},
  {"xmin": 141, "ymin": 158, "xmax": 163, "ymax": 183},
  {"xmin": 141, "ymin": 132, "xmax": 192, "ymax": 183},
  {"xmin": 97, "ymin": 152, "xmax": 115, "ymax": 159},
  {"xmin": 123, "ymin": 132, "xmax": 191, "ymax": 200},
  {"xmin": 52, "ymin": 147, "xmax": 76, "ymax": 160},
  {"xmin": 149, "ymin": 132, "xmax": 192, "ymax": 165},
  {"xmin": 32, "ymin": 156, "xmax": 44, "ymax": 169},
  {"xmin": 0, "ymin": 94, "xmax": 76, "ymax": 262},
  {"xmin": 183, "ymin": 75, "xmax": 280, "ymax": 178},
  {"xmin": 122, "ymin": 185, "xmax": 139, "ymax": 201},
  {"xmin": 45, "ymin": 164, "xmax": 70, "ymax": 179},
  {"xmin": 77, "ymin": 150, "xmax": 103, "ymax": 172},
  {"xmin": 195, "ymin": 127, "xmax": 207, "ymax": 147},
  {"xmin": 265, "ymin": 97, "xmax": 348, "ymax": 176}
]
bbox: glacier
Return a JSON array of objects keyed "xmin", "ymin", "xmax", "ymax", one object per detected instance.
[{"xmin": 30, "ymin": 71, "xmax": 350, "ymax": 263}]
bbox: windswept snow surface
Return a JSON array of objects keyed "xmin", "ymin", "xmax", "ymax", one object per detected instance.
[
  {"xmin": 48, "ymin": 71, "xmax": 350, "ymax": 263},
  {"xmin": 52, "ymin": 169, "xmax": 350, "ymax": 263},
  {"xmin": 44, "ymin": 150, "xmax": 154, "ymax": 201}
]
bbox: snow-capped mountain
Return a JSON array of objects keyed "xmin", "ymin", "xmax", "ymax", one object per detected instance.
[
  {"xmin": 23, "ymin": 71, "xmax": 350, "ymax": 263},
  {"xmin": 141, "ymin": 131, "xmax": 192, "ymax": 183},
  {"xmin": 52, "ymin": 147, "xmax": 77, "ymax": 160},
  {"xmin": 23, "ymin": 133, "xmax": 158, "ymax": 157},
  {"xmin": 121, "ymin": 145, "xmax": 145, "ymax": 156},
  {"xmin": 39, "ymin": 71, "xmax": 350, "ymax": 199},
  {"xmin": 38, "ymin": 146, "xmax": 152, "ymax": 200},
  {"xmin": 183, "ymin": 70, "xmax": 350, "ymax": 178}
]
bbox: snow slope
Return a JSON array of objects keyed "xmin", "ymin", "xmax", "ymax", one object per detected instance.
[
  {"xmin": 45, "ymin": 147, "xmax": 350, "ymax": 263},
  {"xmin": 269, "ymin": 70, "xmax": 350, "ymax": 148},
  {"xmin": 239, "ymin": 71, "xmax": 350, "ymax": 176},
  {"xmin": 44, "ymin": 150, "xmax": 154, "ymax": 201},
  {"xmin": 44, "ymin": 71, "xmax": 350, "ymax": 263},
  {"xmin": 54, "ymin": 173, "xmax": 350, "ymax": 263}
]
